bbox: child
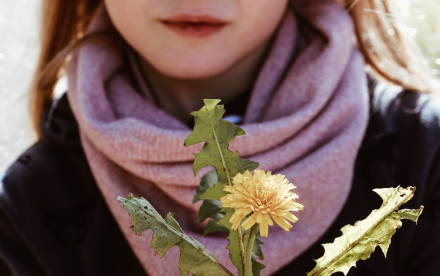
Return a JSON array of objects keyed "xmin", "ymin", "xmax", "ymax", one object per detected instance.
[{"xmin": 1, "ymin": 0, "xmax": 439, "ymax": 275}]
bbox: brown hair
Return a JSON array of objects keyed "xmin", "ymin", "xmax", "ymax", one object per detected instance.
[
  {"xmin": 347, "ymin": 0, "xmax": 437, "ymax": 93},
  {"xmin": 29, "ymin": 0, "xmax": 437, "ymax": 137},
  {"xmin": 30, "ymin": 0, "xmax": 101, "ymax": 137}
]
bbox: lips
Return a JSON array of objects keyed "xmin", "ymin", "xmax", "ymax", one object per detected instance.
[{"xmin": 161, "ymin": 14, "xmax": 227, "ymax": 38}]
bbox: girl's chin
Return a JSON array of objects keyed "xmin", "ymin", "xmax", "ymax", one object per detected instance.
[
  {"xmin": 153, "ymin": 59, "xmax": 233, "ymax": 80},
  {"xmin": 158, "ymin": 68, "xmax": 229, "ymax": 80}
]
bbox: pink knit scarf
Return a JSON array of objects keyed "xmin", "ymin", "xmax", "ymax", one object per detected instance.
[{"xmin": 67, "ymin": 1, "xmax": 369, "ymax": 275}]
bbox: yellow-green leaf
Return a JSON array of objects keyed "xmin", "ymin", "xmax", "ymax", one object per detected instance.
[{"xmin": 308, "ymin": 186, "xmax": 423, "ymax": 276}]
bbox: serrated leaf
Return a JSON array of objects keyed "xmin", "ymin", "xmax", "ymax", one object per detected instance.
[
  {"xmin": 215, "ymin": 207, "xmax": 265, "ymax": 276},
  {"xmin": 193, "ymin": 170, "xmax": 218, "ymax": 203},
  {"xmin": 151, "ymin": 213, "xmax": 183, "ymax": 257},
  {"xmin": 396, "ymin": 207, "xmax": 424, "ymax": 223},
  {"xmin": 218, "ymin": 208, "xmax": 245, "ymax": 275},
  {"xmin": 198, "ymin": 199, "xmax": 222, "ymax": 223},
  {"xmin": 178, "ymin": 242, "xmax": 229, "ymax": 276},
  {"xmin": 184, "ymin": 100, "xmax": 259, "ymax": 275},
  {"xmin": 118, "ymin": 195, "xmax": 232, "ymax": 276},
  {"xmin": 252, "ymin": 234, "xmax": 264, "ymax": 261},
  {"xmin": 307, "ymin": 187, "xmax": 423, "ymax": 276},
  {"xmin": 238, "ymin": 159, "xmax": 260, "ymax": 173},
  {"xmin": 184, "ymin": 99, "xmax": 258, "ymax": 202},
  {"xmin": 252, "ymin": 259, "xmax": 265, "ymax": 276},
  {"xmin": 203, "ymin": 214, "xmax": 229, "ymax": 237}
]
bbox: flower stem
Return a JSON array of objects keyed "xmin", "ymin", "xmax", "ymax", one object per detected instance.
[
  {"xmin": 245, "ymin": 225, "xmax": 259, "ymax": 276},
  {"xmin": 237, "ymin": 227, "xmax": 247, "ymax": 275}
]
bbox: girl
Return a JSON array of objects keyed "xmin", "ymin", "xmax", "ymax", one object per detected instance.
[{"xmin": 1, "ymin": 0, "xmax": 439, "ymax": 275}]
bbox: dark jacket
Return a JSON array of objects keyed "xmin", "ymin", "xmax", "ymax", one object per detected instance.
[{"xmin": 1, "ymin": 82, "xmax": 439, "ymax": 276}]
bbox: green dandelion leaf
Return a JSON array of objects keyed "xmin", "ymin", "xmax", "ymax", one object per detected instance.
[{"xmin": 307, "ymin": 186, "xmax": 423, "ymax": 276}]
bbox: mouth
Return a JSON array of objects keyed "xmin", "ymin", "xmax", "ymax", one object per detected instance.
[{"xmin": 161, "ymin": 14, "xmax": 227, "ymax": 38}]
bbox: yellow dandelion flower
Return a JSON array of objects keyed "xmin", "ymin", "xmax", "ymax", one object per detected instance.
[{"xmin": 220, "ymin": 170, "xmax": 304, "ymax": 238}]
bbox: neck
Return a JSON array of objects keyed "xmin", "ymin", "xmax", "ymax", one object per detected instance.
[{"xmin": 140, "ymin": 41, "xmax": 270, "ymax": 122}]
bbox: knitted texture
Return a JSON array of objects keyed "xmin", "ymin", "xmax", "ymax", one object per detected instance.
[{"xmin": 67, "ymin": 1, "xmax": 369, "ymax": 274}]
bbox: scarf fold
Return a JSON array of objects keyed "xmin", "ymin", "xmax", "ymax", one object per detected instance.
[{"xmin": 67, "ymin": 1, "xmax": 369, "ymax": 274}]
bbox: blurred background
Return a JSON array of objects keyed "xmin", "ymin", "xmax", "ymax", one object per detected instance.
[
  {"xmin": 0, "ymin": 0, "xmax": 439, "ymax": 173},
  {"xmin": 399, "ymin": 0, "xmax": 440, "ymax": 77},
  {"xmin": 0, "ymin": 0, "xmax": 40, "ymax": 173}
]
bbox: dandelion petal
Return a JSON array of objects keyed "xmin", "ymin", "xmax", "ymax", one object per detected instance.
[{"xmin": 220, "ymin": 170, "xmax": 303, "ymax": 238}]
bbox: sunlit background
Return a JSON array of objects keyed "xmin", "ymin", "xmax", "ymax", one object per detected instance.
[
  {"xmin": 1, "ymin": 0, "xmax": 439, "ymax": 173},
  {"xmin": 398, "ymin": 0, "xmax": 440, "ymax": 77},
  {"xmin": 0, "ymin": 0, "xmax": 40, "ymax": 173}
]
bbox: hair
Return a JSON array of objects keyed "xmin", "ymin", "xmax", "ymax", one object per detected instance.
[
  {"xmin": 29, "ymin": 0, "xmax": 437, "ymax": 137},
  {"xmin": 30, "ymin": 0, "xmax": 101, "ymax": 137}
]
